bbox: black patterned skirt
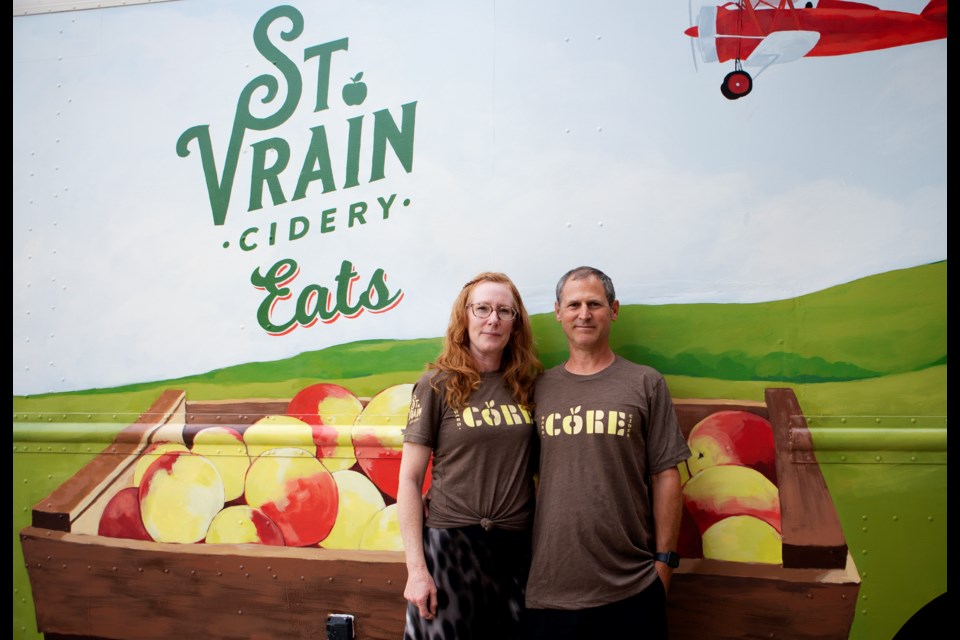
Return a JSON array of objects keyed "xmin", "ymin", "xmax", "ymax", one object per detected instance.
[{"xmin": 403, "ymin": 525, "xmax": 532, "ymax": 640}]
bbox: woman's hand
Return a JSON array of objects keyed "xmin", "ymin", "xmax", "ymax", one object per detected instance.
[{"xmin": 404, "ymin": 566, "xmax": 438, "ymax": 620}]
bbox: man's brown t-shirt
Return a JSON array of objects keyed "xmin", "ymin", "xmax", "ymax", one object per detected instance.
[{"xmin": 525, "ymin": 356, "xmax": 691, "ymax": 609}]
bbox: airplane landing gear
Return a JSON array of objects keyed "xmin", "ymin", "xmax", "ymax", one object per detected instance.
[{"xmin": 721, "ymin": 69, "xmax": 753, "ymax": 100}]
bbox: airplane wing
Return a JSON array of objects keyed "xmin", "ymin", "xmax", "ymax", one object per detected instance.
[{"xmin": 744, "ymin": 30, "xmax": 820, "ymax": 73}]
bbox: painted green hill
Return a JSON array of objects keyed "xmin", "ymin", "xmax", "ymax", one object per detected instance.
[
  {"xmin": 536, "ymin": 261, "xmax": 946, "ymax": 381},
  {"xmin": 13, "ymin": 261, "xmax": 945, "ymax": 416}
]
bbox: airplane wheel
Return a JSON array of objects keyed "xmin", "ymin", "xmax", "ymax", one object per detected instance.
[{"xmin": 721, "ymin": 70, "xmax": 752, "ymax": 100}]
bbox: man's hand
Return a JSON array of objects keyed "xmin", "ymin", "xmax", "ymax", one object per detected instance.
[{"xmin": 655, "ymin": 561, "xmax": 673, "ymax": 594}]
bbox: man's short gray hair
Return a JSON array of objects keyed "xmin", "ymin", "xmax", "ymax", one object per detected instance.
[{"xmin": 555, "ymin": 266, "xmax": 616, "ymax": 305}]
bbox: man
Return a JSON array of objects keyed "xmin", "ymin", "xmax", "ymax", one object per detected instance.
[{"xmin": 523, "ymin": 266, "xmax": 691, "ymax": 640}]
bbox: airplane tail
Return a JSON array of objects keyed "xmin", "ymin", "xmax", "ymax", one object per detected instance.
[{"xmin": 921, "ymin": 0, "xmax": 947, "ymax": 22}]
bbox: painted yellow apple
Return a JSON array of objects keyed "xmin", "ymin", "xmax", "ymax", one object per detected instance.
[
  {"xmin": 243, "ymin": 415, "xmax": 316, "ymax": 459},
  {"xmin": 701, "ymin": 515, "xmax": 783, "ymax": 564},
  {"xmin": 138, "ymin": 451, "xmax": 225, "ymax": 544},
  {"xmin": 686, "ymin": 410, "xmax": 777, "ymax": 484},
  {"xmin": 352, "ymin": 383, "xmax": 432, "ymax": 500},
  {"xmin": 358, "ymin": 503, "xmax": 403, "ymax": 551},
  {"xmin": 133, "ymin": 442, "xmax": 189, "ymax": 487},
  {"xmin": 205, "ymin": 505, "xmax": 285, "ymax": 545},
  {"xmin": 98, "ymin": 486, "xmax": 153, "ymax": 541},
  {"xmin": 244, "ymin": 447, "xmax": 338, "ymax": 547},
  {"xmin": 286, "ymin": 383, "xmax": 363, "ymax": 473},
  {"xmin": 682, "ymin": 464, "xmax": 781, "ymax": 535},
  {"xmin": 191, "ymin": 426, "xmax": 250, "ymax": 502},
  {"xmin": 320, "ymin": 469, "xmax": 387, "ymax": 549}
]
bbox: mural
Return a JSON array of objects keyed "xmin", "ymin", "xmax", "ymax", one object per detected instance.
[{"xmin": 13, "ymin": 1, "xmax": 945, "ymax": 639}]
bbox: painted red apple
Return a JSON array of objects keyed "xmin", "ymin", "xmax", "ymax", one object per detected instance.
[
  {"xmin": 701, "ymin": 515, "xmax": 782, "ymax": 564},
  {"xmin": 191, "ymin": 426, "xmax": 250, "ymax": 502},
  {"xmin": 98, "ymin": 486, "xmax": 153, "ymax": 541},
  {"xmin": 286, "ymin": 383, "xmax": 363, "ymax": 473},
  {"xmin": 681, "ymin": 464, "xmax": 781, "ymax": 535},
  {"xmin": 686, "ymin": 410, "xmax": 777, "ymax": 484},
  {"xmin": 351, "ymin": 383, "xmax": 432, "ymax": 500},
  {"xmin": 205, "ymin": 505, "xmax": 285, "ymax": 546},
  {"xmin": 244, "ymin": 447, "xmax": 339, "ymax": 547},
  {"xmin": 133, "ymin": 442, "xmax": 189, "ymax": 487},
  {"xmin": 139, "ymin": 451, "xmax": 225, "ymax": 544},
  {"xmin": 320, "ymin": 469, "xmax": 386, "ymax": 550},
  {"xmin": 243, "ymin": 415, "xmax": 316, "ymax": 459},
  {"xmin": 358, "ymin": 503, "xmax": 403, "ymax": 551}
]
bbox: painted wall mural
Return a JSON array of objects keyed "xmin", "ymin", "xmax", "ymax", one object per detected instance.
[{"xmin": 13, "ymin": 1, "xmax": 946, "ymax": 639}]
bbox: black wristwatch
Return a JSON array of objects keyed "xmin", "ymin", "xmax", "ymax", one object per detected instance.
[{"xmin": 654, "ymin": 551, "xmax": 680, "ymax": 568}]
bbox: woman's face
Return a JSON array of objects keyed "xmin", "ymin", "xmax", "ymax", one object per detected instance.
[{"xmin": 465, "ymin": 281, "xmax": 517, "ymax": 368}]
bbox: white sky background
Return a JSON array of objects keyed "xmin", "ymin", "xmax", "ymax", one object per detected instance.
[{"xmin": 12, "ymin": 0, "xmax": 947, "ymax": 395}]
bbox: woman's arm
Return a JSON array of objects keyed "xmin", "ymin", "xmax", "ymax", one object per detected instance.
[{"xmin": 397, "ymin": 442, "xmax": 437, "ymax": 619}]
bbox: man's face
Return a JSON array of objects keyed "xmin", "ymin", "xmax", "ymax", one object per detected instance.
[{"xmin": 554, "ymin": 275, "xmax": 619, "ymax": 351}]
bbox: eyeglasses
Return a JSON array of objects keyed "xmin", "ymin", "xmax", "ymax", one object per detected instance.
[{"xmin": 467, "ymin": 303, "xmax": 518, "ymax": 321}]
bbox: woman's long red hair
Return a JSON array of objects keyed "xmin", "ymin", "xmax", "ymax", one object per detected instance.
[{"xmin": 429, "ymin": 272, "xmax": 542, "ymax": 410}]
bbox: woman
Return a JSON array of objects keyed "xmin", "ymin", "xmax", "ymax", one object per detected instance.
[{"xmin": 399, "ymin": 272, "xmax": 543, "ymax": 640}]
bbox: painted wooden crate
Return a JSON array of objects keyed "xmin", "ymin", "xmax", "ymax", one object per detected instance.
[{"xmin": 20, "ymin": 387, "xmax": 859, "ymax": 639}]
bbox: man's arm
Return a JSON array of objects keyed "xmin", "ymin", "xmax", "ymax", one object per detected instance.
[{"xmin": 650, "ymin": 465, "xmax": 683, "ymax": 594}]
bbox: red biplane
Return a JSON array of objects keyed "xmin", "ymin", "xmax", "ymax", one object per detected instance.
[{"xmin": 684, "ymin": 0, "xmax": 948, "ymax": 99}]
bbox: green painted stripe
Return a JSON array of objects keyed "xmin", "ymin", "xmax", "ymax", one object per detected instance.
[{"xmin": 807, "ymin": 428, "xmax": 946, "ymax": 452}]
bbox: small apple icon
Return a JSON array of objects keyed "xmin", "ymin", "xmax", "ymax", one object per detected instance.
[{"xmin": 342, "ymin": 72, "xmax": 368, "ymax": 106}]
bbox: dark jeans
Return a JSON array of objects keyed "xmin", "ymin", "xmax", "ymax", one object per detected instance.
[{"xmin": 523, "ymin": 577, "xmax": 668, "ymax": 640}]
